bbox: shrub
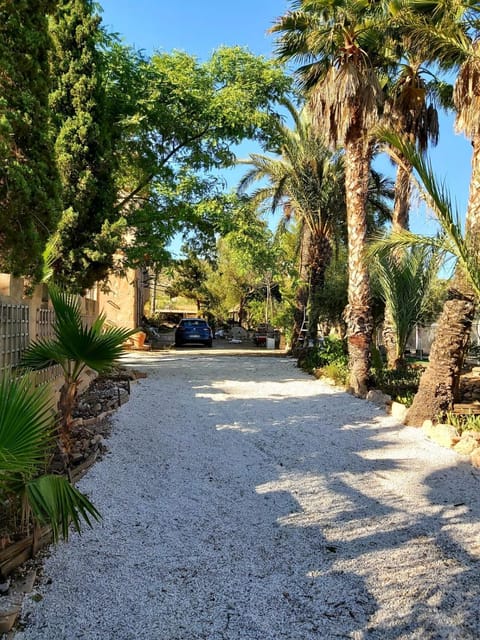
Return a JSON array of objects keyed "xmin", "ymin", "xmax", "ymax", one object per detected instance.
[
  {"xmin": 0, "ymin": 374, "xmax": 100, "ymax": 542},
  {"xmin": 444, "ymin": 411, "xmax": 480, "ymax": 434},
  {"xmin": 317, "ymin": 361, "xmax": 349, "ymax": 386},
  {"xmin": 298, "ymin": 336, "xmax": 349, "ymax": 387},
  {"xmin": 372, "ymin": 365, "xmax": 422, "ymax": 405}
]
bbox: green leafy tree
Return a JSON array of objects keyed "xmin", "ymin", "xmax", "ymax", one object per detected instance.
[
  {"xmin": 102, "ymin": 44, "xmax": 291, "ymax": 270},
  {"xmin": 0, "ymin": 374, "xmax": 99, "ymax": 542},
  {"xmin": 206, "ymin": 200, "xmax": 284, "ymax": 328},
  {"xmin": 166, "ymin": 251, "xmax": 213, "ymax": 314},
  {"xmin": 0, "ymin": 0, "xmax": 61, "ymax": 281},
  {"xmin": 48, "ymin": 0, "xmax": 124, "ymax": 292}
]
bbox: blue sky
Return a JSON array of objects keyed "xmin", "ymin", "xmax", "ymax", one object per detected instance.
[{"xmin": 99, "ymin": 0, "xmax": 473, "ymax": 239}]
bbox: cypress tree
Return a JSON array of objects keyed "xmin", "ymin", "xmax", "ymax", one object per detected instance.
[
  {"xmin": 49, "ymin": 0, "xmax": 123, "ymax": 292},
  {"xmin": 0, "ymin": 0, "xmax": 61, "ymax": 281}
]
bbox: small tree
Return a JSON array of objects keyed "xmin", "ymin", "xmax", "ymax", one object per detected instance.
[
  {"xmin": 0, "ymin": 374, "xmax": 99, "ymax": 542},
  {"xmin": 21, "ymin": 286, "xmax": 136, "ymax": 452},
  {"xmin": 370, "ymin": 245, "xmax": 443, "ymax": 369}
]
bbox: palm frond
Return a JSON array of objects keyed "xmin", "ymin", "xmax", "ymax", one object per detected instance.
[
  {"xmin": 0, "ymin": 374, "xmax": 53, "ymax": 476},
  {"xmin": 21, "ymin": 286, "xmax": 136, "ymax": 377},
  {"xmin": 372, "ymin": 244, "xmax": 444, "ymax": 355},
  {"xmin": 20, "ymin": 339, "xmax": 66, "ymax": 372},
  {"xmin": 26, "ymin": 475, "xmax": 101, "ymax": 542},
  {"xmin": 377, "ymin": 129, "xmax": 480, "ymax": 295}
]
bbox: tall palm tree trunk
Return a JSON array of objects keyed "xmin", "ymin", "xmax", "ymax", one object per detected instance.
[
  {"xmin": 384, "ymin": 158, "xmax": 413, "ymax": 369},
  {"xmin": 406, "ymin": 139, "xmax": 480, "ymax": 425},
  {"xmin": 307, "ymin": 234, "xmax": 332, "ymax": 345},
  {"xmin": 344, "ymin": 136, "xmax": 373, "ymax": 397},
  {"xmin": 392, "ymin": 160, "xmax": 412, "ymax": 232},
  {"xmin": 292, "ymin": 224, "xmax": 312, "ymax": 351}
]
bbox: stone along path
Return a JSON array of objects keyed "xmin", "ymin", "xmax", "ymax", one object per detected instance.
[{"xmin": 16, "ymin": 353, "xmax": 480, "ymax": 639}]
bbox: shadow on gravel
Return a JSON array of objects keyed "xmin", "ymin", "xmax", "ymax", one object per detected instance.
[
  {"xmin": 177, "ymin": 359, "xmax": 480, "ymax": 639},
  {"xmin": 21, "ymin": 355, "xmax": 480, "ymax": 640}
]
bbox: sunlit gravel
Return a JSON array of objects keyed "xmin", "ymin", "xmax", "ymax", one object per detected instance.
[{"xmin": 16, "ymin": 353, "xmax": 480, "ymax": 639}]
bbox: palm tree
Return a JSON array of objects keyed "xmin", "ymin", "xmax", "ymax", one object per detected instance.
[
  {"xmin": 271, "ymin": 0, "xmax": 390, "ymax": 395},
  {"xmin": 389, "ymin": 2, "xmax": 480, "ymax": 423},
  {"xmin": 370, "ymin": 244, "xmax": 443, "ymax": 369},
  {"xmin": 238, "ymin": 101, "xmax": 346, "ymax": 349},
  {"xmin": 377, "ymin": 130, "xmax": 480, "ymax": 423},
  {"xmin": 383, "ymin": 62, "xmax": 447, "ymax": 369},
  {"xmin": 0, "ymin": 374, "xmax": 100, "ymax": 542},
  {"xmin": 20, "ymin": 286, "xmax": 136, "ymax": 453}
]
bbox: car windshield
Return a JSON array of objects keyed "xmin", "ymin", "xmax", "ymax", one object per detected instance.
[{"xmin": 181, "ymin": 320, "xmax": 207, "ymax": 327}]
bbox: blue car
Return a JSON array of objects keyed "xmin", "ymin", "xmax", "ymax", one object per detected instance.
[{"xmin": 174, "ymin": 318, "xmax": 213, "ymax": 347}]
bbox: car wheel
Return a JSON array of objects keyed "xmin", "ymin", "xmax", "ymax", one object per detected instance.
[{"xmin": 206, "ymin": 340, "xmax": 212, "ymax": 347}]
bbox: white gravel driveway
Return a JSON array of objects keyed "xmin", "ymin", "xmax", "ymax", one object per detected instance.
[{"xmin": 17, "ymin": 353, "xmax": 480, "ymax": 639}]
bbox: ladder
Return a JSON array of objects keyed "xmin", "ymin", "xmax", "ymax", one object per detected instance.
[{"xmin": 299, "ymin": 307, "xmax": 308, "ymax": 343}]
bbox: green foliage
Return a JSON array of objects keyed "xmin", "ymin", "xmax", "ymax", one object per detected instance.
[
  {"xmin": 0, "ymin": 0, "xmax": 61, "ymax": 280},
  {"xmin": 166, "ymin": 251, "xmax": 214, "ymax": 313},
  {"xmin": 318, "ymin": 361, "xmax": 350, "ymax": 386},
  {"xmin": 444, "ymin": 411, "xmax": 480, "ymax": 435},
  {"xmin": 204, "ymin": 199, "xmax": 286, "ymax": 326},
  {"xmin": 377, "ymin": 130, "xmax": 480, "ymax": 298},
  {"xmin": 0, "ymin": 375, "xmax": 53, "ymax": 476},
  {"xmin": 298, "ymin": 336, "xmax": 349, "ymax": 373},
  {"xmin": 314, "ymin": 249, "xmax": 349, "ymax": 330},
  {"xmin": 26, "ymin": 474, "xmax": 99, "ymax": 542},
  {"xmin": 0, "ymin": 374, "xmax": 100, "ymax": 542},
  {"xmin": 48, "ymin": 0, "xmax": 122, "ymax": 292},
  {"xmin": 21, "ymin": 286, "xmax": 135, "ymax": 378},
  {"xmin": 20, "ymin": 285, "xmax": 136, "ymax": 432},
  {"xmin": 372, "ymin": 366, "xmax": 422, "ymax": 405},
  {"xmin": 369, "ymin": 244, "xmax": 444, "ymax": 362},
  {"xmin": 105, "ymin": 44, "xmax": 291, "ymax": 269}
]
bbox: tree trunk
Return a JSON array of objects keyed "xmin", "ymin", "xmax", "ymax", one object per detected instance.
[
  {"xmin": 344, "ymin": 135, "xmax": 373, "ymax": 397},
  {"xmin": 57, "ymin": 379, "xmax": 79, "ymax": 455},
  {"xmin": 291, "ymin": 224, "xmax": 312, "ymax": 351},
  {"xmin": 384, "ymin": 157, "xmax": 412, "ymax": 368},
  {"xmin": 392, "ymin": 158, "xmax": 412, "ymax": 232},
  {"xmin": 307, "ymin": 234, "xmax": 332, "ymax": 345},
  {"xmin": 406, "ymin": 138, "xmax": 480, "ymax": 425},
  {"xmin": 405, "ymin": 287, "xmax": 475, "ymax": 425}
]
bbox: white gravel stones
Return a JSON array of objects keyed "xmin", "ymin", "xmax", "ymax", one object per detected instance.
[{"xmin": 16, "ymin": 353, "xmax": 480, "ymax": 639}]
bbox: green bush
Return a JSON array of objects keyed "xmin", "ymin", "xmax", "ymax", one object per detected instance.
[
  {"xmin": 298, "ymin": 336, "xmax": 348, "ymax": 377},
  {"xmin": 317, "ymin": 361, "xmax": 349, "ymax": 386},
  {"xmin": 372, "ymin": 366, "xmax": 422, "ymax": 405}
]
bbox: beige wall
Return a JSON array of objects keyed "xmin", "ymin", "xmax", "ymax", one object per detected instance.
[{"xmin": 98, "ymin": 267, "xmax": 149, "ymax": 331}]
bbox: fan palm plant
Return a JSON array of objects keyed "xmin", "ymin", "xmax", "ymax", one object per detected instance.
[
  {"xmin": 20, "ymin": 285, "xmax": 136, "ymax": 451},
  {"xmin": 0, "ymin": 374, "xmax": 100, "ymax": 542},
  {"xmin": 271, "ymin": 0, "xmax": 392, "ymax": 395},
  {"xmin": 370, "ymin": 244, "xmax": 443, "ymax": 369}
]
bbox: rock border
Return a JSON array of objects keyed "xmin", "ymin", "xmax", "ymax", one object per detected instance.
[{"xmin": 0, "ymin": 369, "xmax": 146, "ymax": 635}]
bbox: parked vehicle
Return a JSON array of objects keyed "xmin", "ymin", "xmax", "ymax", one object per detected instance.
[
  {"xmin": 253, "ymin": 323, "xmax": 280, "ymax": 347},
  {"xmin": 174, "ymin": 318, "xmax": 213, "ymax": 347}
]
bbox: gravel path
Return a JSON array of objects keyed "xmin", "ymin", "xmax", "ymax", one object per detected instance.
[{"xmin": 16, "ymin": 353, "xmax": 480, "ymax": 639}]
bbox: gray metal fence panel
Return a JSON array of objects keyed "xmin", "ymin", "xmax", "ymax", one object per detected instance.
[
  {"xmin": 0, "ymin": 303, "xmax": 29, "ymax": 375},
  {"xmin": 34, "ymin": 307, "xmax": 62, "ymax": 384}
]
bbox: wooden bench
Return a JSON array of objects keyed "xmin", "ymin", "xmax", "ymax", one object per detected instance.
[{"xmin": 452, "ymin": 403, "xmax": 480, "ymax": 415}]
